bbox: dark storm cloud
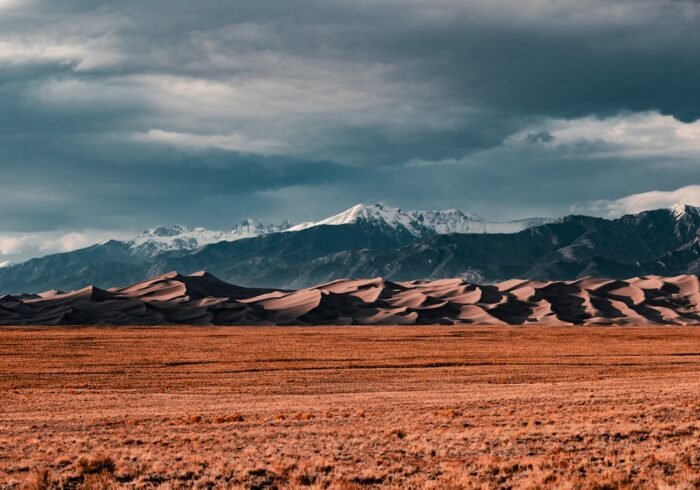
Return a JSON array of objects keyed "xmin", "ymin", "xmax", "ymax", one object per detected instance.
[
  {"xmin": 1, "ymin": 0, "xmax": 700, "ymax": 258},
  {"xmin": 0, "ymin": 137, "xmax": 357, "ymax": 232}
]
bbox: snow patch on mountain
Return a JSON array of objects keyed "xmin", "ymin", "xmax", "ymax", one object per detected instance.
[{"xmin": 288, "ymin": 203, "xmax": 553, "ymax": 236}]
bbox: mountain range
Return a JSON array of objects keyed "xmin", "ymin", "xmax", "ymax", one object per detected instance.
[
  {"xmin": 287, "ymin": 203, "xmax": 552, "ymax": 235},
  {"xmin": 2, "ymin": 203, "xmax": 700, "ymax": 294}
]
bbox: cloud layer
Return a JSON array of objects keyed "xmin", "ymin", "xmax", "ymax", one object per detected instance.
[
  {"xmin": 1, "ymin": 0, "xmax": 700, "ymax": 260},
  {"xmin": 576, "ymin": 185, "xmax": 700, "ymax": 217}
]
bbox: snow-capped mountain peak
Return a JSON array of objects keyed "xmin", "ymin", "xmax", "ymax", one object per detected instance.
[
  {"xmin": 128, "ymin": 219, "xmax": 292, "ymax": 257},
  {"xmin": 288, "ymin": 204, "xmax": 403, "ymax": 231},
  {"xmin": 670, "ymin": 202, "xmax": 700, "ymax": 220},
  {"xmin": 288, "ymin": 203, "xmax": 553, "ymax": 236},
  {"xmin": 142, "ymin": 225, "xmax": 188, "ymax": 238},
  {"xmin": 671, "ymin": 202, "xmax": 688, "ymax": 219}
]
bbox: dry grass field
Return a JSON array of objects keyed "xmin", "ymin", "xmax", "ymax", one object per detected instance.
[{"xmin": 1, "ymin": 326, "xmax": 700, "ymax": 489}]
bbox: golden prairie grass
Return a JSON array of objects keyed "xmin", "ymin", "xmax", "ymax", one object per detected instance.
[{"xmin": 1, "ymin": 326, "xmax": 700, "ymax": 488}]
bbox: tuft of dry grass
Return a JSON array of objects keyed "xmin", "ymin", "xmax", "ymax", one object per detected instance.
[
  {"xmin": 2, "ymin": 325, "xmax": 700, "ymax": 488},
  {"xmin": 21, "ymin": 467, "xmax": 50, "ymax": 490},
  {"xmin": 213, "ymin": 413, "xmax": 244, "ymax": 423},
  {"xmin": 294, "ymin": 412, "xmax": 316, "ymax": 421},
  {"xmin": 76, "ymin": 454, "xmax": 116, "ymax": 477}
]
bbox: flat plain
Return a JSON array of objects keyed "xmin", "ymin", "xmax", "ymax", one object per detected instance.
[{"xmin": 1, "ymin": 326, "xmax": 700, "ymax": 489}]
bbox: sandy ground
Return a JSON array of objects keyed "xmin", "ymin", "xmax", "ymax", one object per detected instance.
[{"xmin": 1, "ymin": 326, "xmax": 700, "ymax": 489}]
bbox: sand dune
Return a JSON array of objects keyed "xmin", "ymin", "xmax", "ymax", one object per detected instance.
[{"xmin": 4, "ymin": 271, "xmax": 700, "ymax": 325}]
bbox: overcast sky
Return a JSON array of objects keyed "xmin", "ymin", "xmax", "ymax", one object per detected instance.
[{"xmin": 2, "ymin": 0, "xmax": 700, "ymax": 262}]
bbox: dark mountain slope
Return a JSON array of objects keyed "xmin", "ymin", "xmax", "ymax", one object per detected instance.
[
  {"xmin": 157, "ymin": 222, "xmax": 418, "ymax": 288},
  {"xmin": 154, "ymin": 208, "xmax": 700, "ymax": 286}
]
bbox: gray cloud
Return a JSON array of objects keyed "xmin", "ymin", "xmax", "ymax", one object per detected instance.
[{"xmin": 1, "ymin": 0, "xmax": 700, "ymax": 259}]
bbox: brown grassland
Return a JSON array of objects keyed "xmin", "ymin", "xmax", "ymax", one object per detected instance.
[{"xmin": 1, "ymin": 326, "xmax": 700, "ymax": 489}]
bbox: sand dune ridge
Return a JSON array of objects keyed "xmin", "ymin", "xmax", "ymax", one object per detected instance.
[{"xmin": 3, "ymin": 271, "xmax": 700, "ymax": 325}]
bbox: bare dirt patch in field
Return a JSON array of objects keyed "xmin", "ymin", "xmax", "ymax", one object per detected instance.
[{"xmin": 1, "ymin": 326, "xmax": 700, "ymax": 488}]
